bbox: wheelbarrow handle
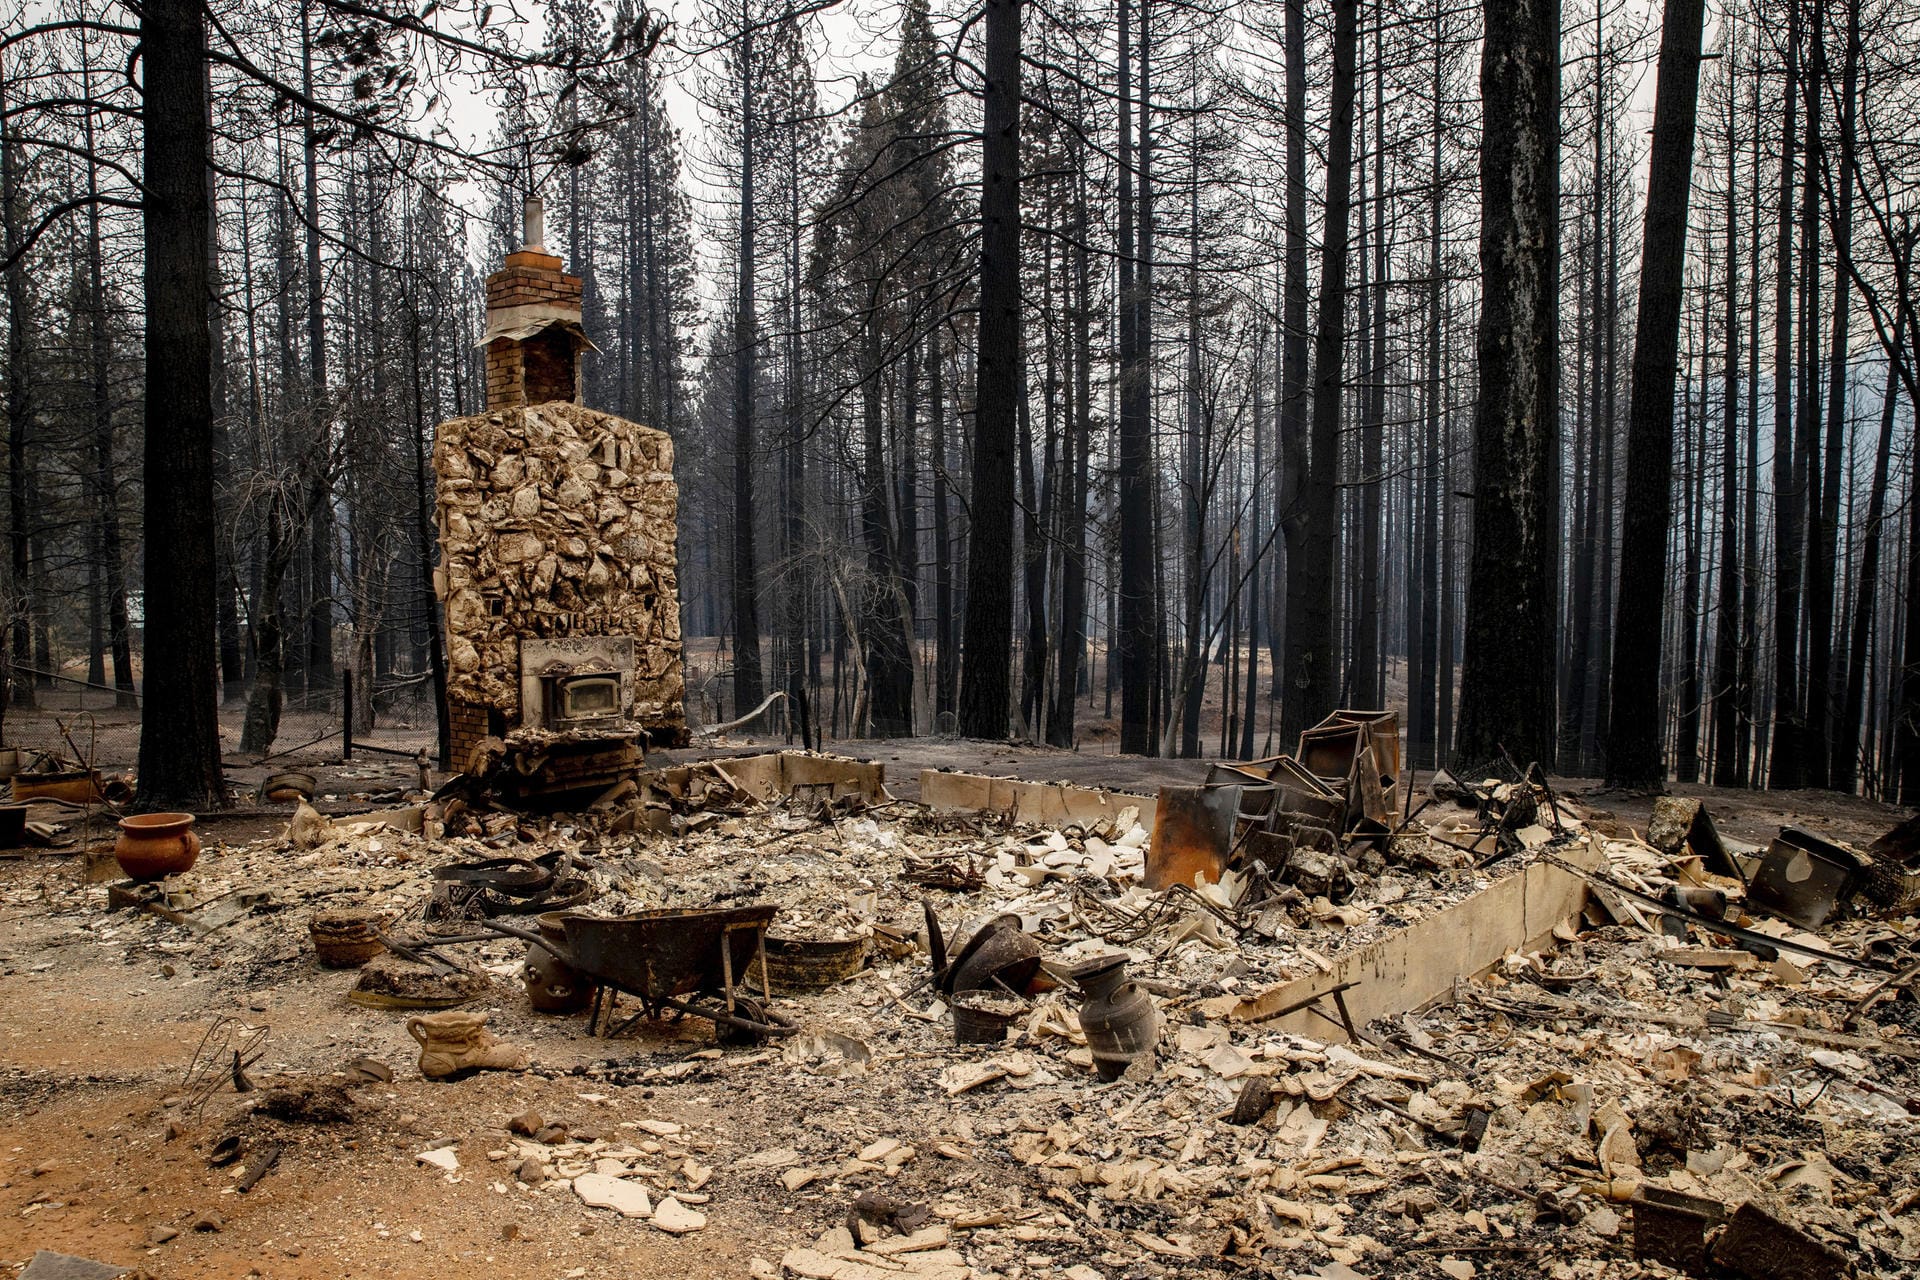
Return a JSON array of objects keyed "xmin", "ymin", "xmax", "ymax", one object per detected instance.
[{"xmin": 472, "ymin": 918, "xmax": 571, "ymax": 961}]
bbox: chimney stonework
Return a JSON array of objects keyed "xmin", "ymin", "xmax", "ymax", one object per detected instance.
[{"xmin": 437, "ymin": 229, "xmax": 685, "ymax": 770}]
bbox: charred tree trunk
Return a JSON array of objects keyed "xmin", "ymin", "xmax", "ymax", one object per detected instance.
[
  {"xmin": 1242, "ymin": 324, "xmax": 1266, "ymax": 761},
  {"xmin": 860, "ymin": 321, "xmax": 914, "ymax": 736},
  {"xmin": 1411, "ymin": 29, "xmax": 1443, "ymax": 771},
  {"xmin": 1048, "ymin": 158, "xmax": 1092, "ymax": 748},
  {"xmin": 1178, "ymin": 127, "xmax": 1207, "ymax": 758},
  {"xmin": 1606, "ymin": 0, "xmax": 1705, "ymax": 786},
  {"xmin": 1281, "ymin": 0, "xmax": 1357, "ymax": 749},
  {"xmin": 137, "ymin": 0, "xmax": 226, "ymax": 809},
  {"xmin": 1840, "ymin": 234, "xmax": 1910, "ymax": 793},
  {"xmin": 1020, "ymin": 327, "xmax": 1048, "ymax": 737},
  {"xmin": 1712, "ymin": 65, "xmax": 1743, "ymax": 786},
  {"xmin": 206, "ymin": 153, "xmax": 244, "ymax": 706},
  {"xmin": 731, "ymin": 31, "xmax": 765, "ymax": 718},
  {"xmin": 1792, "ymin": 0, "xmax": 1831, "ymax": 788},
  {"xmin": 1822, "ymin": 0, "xmax": 1862, "ymax": 790},
  {"xmin": 1737, "ymin": 57, "xmax": 1762, "ymax": 785},
  {"xmin": 1116, "ymin": 0, "xmax": 1155, "ymax": 754},
  {"xmin": 1353, "ymin": 12, "xmax": 1387, "ymax": 710},
  {"xmin": 1677, "ymin": 350, "xmax": 1705, "ymax": 782},
  {"xmin": 239, "ymin": 504, "xmax": 297, "ymax": 756},
  {"xmin": 1769, "ymin": 1, "xmax": 1804, "ymax": 789},
  {"xmin": 1274, "ymin": 0, "xmax": 1310, "ymax": 729},
  {"xmin": 1900, "ymin": 294, "xmax": 1920, "ymax": 801},
  {"xmin": 300, "ymin": 0, "xmax": 334, "ymax": 696},
  {"xmin": 404, "ymin": 272, "xmax": 451, "ymax": 769},
  {"xmin": 931, "ymin": 328, "xmax": 956, "ymax": 723},
  {"xmin": 1456, "ymin": 0, "xmax": 1561, "ymax": 770},
  {"xmin": 1, "ymin": 59, "xmax": 35, "ymax": 714},
  {"xmin": 956, "ymin": 0, "xmax": 1022, "ymax": 739}
]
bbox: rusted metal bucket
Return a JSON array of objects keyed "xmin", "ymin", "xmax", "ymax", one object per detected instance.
[
  {"xmin": 938, "ymin": 915, "xmax": 1042, "ymax": 997},
  {"xmin": 1748, "ymin": 829, "xmax": 1866, "ymax": 928}
]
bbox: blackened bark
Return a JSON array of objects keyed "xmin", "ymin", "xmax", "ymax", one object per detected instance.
[
  {"xmin": 1676, "ymin": 360, "xmax": 1704, "ymax": 782},
  {"xmin": 1821, "ymin": 0, "xmax": 1861, "ymax": 790},
  {"xmin": 1178, "ymin": 125, "xmax": 1206, "ymax": 757},
  {"xmin": 300, "ymin": 0, "xmax": 334, "ymax": 694},
  {"xmin": 1353, "ymin": 13, "xmax": 1387, "ymax": 710},
  {"xmin": 1048, "ymin": 159, "xmax": 1092, "ymax": 748},
  {"xmin": 1411, "ymin": 30, "xmax": 1443, "ymax": 771},
  {"xmin": 1241, "ymin": 343, "xmax": 1263, "ymax": 761},
  {"xmin": 80, "ymin": 72, "xmax": 138, "ymax": 710},
  {"xmin": 1455, "ymin": 0, "xmax": 1561, "ymax": 770},
  {"xmin": 898, "ymin": 333, "xmax": 921, "ymax": 630},
  {"xmin": 1273, "ymin": 0, "xmax": 1309, "ymax": 723},
  {"xmin": 1840, "ymin": 236, "xmax": 1909, "ymax": 793},
  {"xmin": 1116, "ymin": 0, "xmax": 1154, "ymax": 754},
  {"xmin": 1019, "ymin": 346, "xmax": 1048, "ymax": 737},
  {"xmin": 1796, "ymin": 0, "xmax": 1833, "ymax": 788},
  {"xmin": 1589, "ymin": 133, "xmax": 1620, "ymax": 769},
  {"xmin": 732, "ymin": 30, "xmax": 765, "ymax": 717},
  {"xmin": 931, "ymin": 329, "xmax": 956, "ymax": 722},
  {"xmin": 1, "ymin": 59, "xmax": 35, "ymax": 713},
  {"xmin": 138, "ymin": 0, "xmax": 226, "ymax": 809},
  {"xmin": 1605, "ymin": 0, "xmax": 1705, "ymax": 787},
  {"xmin": 1140, "ymin": 28, "xmax": 1159, "ymax": 747},
  {"xmin": 404, "ymin": 274, "xmax": 451, "ymax": 769},
  {"xmin": 860, "ymin": 323, "xmax": 915, "ymax": 736},
  {"xmin": 1281, "ymin": 0, "xmax": 1356, "ymax": 749},
  {"xmin": 1712, "ymin": 72, "xmax": 1742, "ymax": 786},
  {"xmin": 1562, "ymin": 213, "xmax": 1585, "ymax": 771},
  {"xmin": 1901, "ymin": 297, "xmax": 1920, "ymax": 800},
  {"xmin": 957, "ymin": 0, "xmax": 1021, "ymax": 739},
  {"xmin": 206, "ymin": 150, "xmax": 244, "ymax": 706},
  {"xmin": 1737, "ymin": 60, "xmax": 1762, "ymax": 785},
  {"xmin": 1770, "ymin": 0, "xmax": 1808, "ymax": 789},
  {"xmin": 239, "ymin": 504, "xmax": 296, "ymax": 756}
]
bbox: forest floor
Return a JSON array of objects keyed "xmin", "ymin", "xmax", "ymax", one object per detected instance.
[{"xmin": 0, "ymin": 699, "xmax": 1911, "ymax": 1280}]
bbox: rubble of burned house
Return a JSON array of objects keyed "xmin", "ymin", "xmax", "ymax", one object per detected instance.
[
  {"xmin": 29, "ymin": 703, "xmax": 1920, "ymax": 1280},
  {"xmin": 17, "ymin": 207, "xmax": 1919, "ymax": 1280}
]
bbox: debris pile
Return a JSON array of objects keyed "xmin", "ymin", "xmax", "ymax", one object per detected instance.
[{"xmin": 7, "ymin": 736, "xmax": 1918, "ymax": 1277}]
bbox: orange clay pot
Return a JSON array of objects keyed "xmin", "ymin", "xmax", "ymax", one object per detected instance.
[{"xmin": 114, "ymin": 812, "xmax": 202, "ymax": 881}]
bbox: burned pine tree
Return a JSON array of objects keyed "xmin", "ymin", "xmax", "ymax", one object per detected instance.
[
  {"xmin": 1455, "ymin": 0, "xmax": 1562, "ymax": 772},
  {"xmin": 1606, "ymin": 0, "xmax": 1707, "ymax": 787}
]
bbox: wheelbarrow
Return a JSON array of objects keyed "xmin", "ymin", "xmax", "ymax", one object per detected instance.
[{"xmin": 482, "ymin": 906, "xmax": 794, "ymax": 1043}]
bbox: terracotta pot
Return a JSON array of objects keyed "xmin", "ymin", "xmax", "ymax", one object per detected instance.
[
  {"xmin": 1069, "ymin": 954, "xmax": 1158, "ymax": 1081},
  {"xmin": 114, "ymin": 812, "xmax": 201, "ymax": 881}
]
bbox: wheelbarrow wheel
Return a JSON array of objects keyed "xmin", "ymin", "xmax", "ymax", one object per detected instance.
[{"xmin": 718, "ymin": 997, "xmax": 771, "ymax": 1046}]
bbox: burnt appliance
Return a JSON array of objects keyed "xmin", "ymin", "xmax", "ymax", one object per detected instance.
[
  {"xmin": 519, "ymin": 636, "xmax": 638, "ymax": 732},
  {"xmin": 542, "ymin": 664, "xmax": 624, "ymax": 729}
]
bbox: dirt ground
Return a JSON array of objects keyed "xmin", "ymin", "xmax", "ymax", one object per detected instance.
[{"xmin": 0, "ymin": 706, "xmax": 1911, "ymax": 1279}]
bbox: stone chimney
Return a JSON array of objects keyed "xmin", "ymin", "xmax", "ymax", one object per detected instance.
[{"xmin": 481, "ymin": 197, "xmax": 594, "ymax": 410}]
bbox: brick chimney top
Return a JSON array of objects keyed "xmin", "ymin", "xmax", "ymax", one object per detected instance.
[{"xmin": 481, "ymin": 197, "xmax": 594, "ymax": 410}]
